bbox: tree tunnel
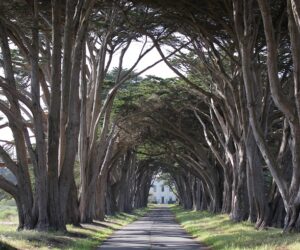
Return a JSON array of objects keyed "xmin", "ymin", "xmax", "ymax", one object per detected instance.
[{"xmin": 1, "ymin": 0, "xmax": 300, "ymax": 234}]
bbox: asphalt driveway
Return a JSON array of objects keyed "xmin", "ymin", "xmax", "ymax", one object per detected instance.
[{"xmin": 97, "ymin": 206, "xmax": 208, "ymax": 250}]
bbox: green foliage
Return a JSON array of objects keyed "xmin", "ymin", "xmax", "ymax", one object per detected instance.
[
  {"xmin": 73, "ymin": 160, "xmax": 81, "ymax": 188},
  {"xmin": 171, "ymin": 206, "xmax": 300, "ymax": 250},
  {"xmin": 113, "ymin": 75, "xmax": 178, "ymax": 118},
  {"xmin": 112, "ymin": 73, "xmax": 210, "ymax": 180},
  {"xmin": 0, "ymin": 199, "xmax": 17, "ymax": 222}
]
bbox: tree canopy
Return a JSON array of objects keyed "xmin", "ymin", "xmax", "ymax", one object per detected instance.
[{"xmin": 0, "ymin": 0, "xmax": 300, "ymax": 233}]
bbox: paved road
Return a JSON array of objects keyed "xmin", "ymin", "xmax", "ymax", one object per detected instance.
[{"xmin": 97, "ymin": 206, "xmax": 208, "ymax": 250}]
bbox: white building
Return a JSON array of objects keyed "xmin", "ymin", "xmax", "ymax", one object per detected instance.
[{"xmin": 148, "ymin": 179, "xmax": 177, "ymax": 204}]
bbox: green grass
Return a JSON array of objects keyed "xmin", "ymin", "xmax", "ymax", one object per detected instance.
[
  {"xmin": 0, "ymin": 199, "xmax": 18, "ymax": 223},
  {"xmin": 0, "ymin": 200, "xmax": 148, "ymax": 250},
  {"xmin": 171, "ymin": 206, "xmax": 300, "ymax": 250}
]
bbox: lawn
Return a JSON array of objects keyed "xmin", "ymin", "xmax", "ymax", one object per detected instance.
[
  {"xmin": 0, "ymin": 199, "xmax": 148, "ymax": 250},
  {"xmin": 171, "ymin": 206, "xmax": 300, "ymax": 250}
]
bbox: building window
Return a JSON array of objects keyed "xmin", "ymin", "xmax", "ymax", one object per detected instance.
[
  {"xmin": 161, "ymin": 185, "xmax": 164, "ymax": 192},
  {"xmin": 161, "ymin": 196, "xmax": 164, "ymax": 204}
]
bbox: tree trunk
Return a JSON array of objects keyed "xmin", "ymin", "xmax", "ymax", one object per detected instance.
[
  {"xmin": 0, "ymin": 21, "xmax": 35, "ymax": 230},
  {"xmin": 47, "ymin": 0, "xmax": 65, "ymax": 231},
  {"xmin": 95, "ymin": 169, "xmax": 109, "ymax": 221},
  {"xmin": 65, "ymin": 179, "xmax": 80, "ymax": 226},
  {"xmin": 230, "ymin": 144, "xmax": 248, "ymax": 222}
]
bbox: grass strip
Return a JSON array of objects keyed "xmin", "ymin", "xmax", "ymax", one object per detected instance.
[
  {"xmin": 0, "ymin": 207, "xmax": 149, "ymax": 250},
  {"xmin": 171, "ymin": 205, "xmax": 300, "ymax": 250}
]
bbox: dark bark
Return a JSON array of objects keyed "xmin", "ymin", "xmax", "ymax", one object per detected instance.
[
  {"xmin": 30, "ymin": 0, "xmax": 49, "ymax": 230},
  {"xmin": 246, "ymin": 128, "xmax": 269, "ymax": 228},
  {"xmin": 230, "ymin": 144, "xmax": 248, "ymax": 222},
  {"xmin": 0, "ymin": 20, "xmax": 35, "ymax": 230},
  {"xmin": 47, "ymin": 0, "xmax": 65, "ymax": 231}
]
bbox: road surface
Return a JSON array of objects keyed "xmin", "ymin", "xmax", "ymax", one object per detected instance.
[{"xmin": 97, "ymin": 206, "xmax": 208, "ymax": 250}]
